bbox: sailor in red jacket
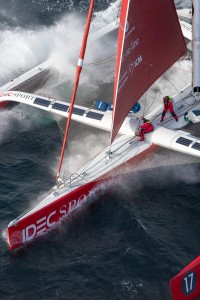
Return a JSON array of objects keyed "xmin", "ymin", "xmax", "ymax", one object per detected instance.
[
  {"xmin": 161, "ymin": 96, "xmax": 178, "ymax": 122},
  {"xmin": 139, "ymin": 118, "xmax": 154, "ymax": 141}
]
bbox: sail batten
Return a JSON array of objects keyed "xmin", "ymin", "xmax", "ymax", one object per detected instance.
[{"xmin": 111, "ymin": 0, "xmax": 187, "ymax": 143}]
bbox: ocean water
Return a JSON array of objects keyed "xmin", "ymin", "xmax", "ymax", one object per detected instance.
[{"xmin": 1, "ymin": 0, "xmax": 200, "ymax": 299}]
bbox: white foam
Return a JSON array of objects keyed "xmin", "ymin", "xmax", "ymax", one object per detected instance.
[
  {"xmin": 1, "ymin": 228, "xmax": 8, "ymax": 245},
  {"xmin": 0, "ymin": 104, "xmax": 54, "ymax": 144},
  {"xmin": 91, "ymin": 0, "xmax": 120, "ymax": 31},
  {"xmin": 0, "ymin": 1, "xmax": 120, "ymax": 85},
  {"xmin": 175, "ymin": 0, "xmax": 191, "ymax": 9}
]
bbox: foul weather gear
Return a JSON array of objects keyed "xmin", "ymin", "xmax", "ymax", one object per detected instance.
[
  {"xmin": 139, "ymin": 119, "xmax": 154, "ymax": 141},
  {"xmin": 160, "ymin": 96, "xmax": 178, "ymax": 122}
]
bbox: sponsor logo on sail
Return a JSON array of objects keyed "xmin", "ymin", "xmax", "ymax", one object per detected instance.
[
  {"xmin": 124, "ymin": 38, "xmax": 139, "ymax": 59},
  {"xmin": 129, "ymin": 55, "xmax": 143, "ymax": 76}
]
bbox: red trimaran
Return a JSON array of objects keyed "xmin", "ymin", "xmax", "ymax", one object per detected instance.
[{"xmin": 7, "ymin": 0, "xmax": 197, "ymax": 253}]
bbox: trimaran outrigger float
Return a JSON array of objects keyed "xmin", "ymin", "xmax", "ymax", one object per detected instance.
[{"xmin": 1, "ymin": 0, "xmax": 200, "ymax": 253}]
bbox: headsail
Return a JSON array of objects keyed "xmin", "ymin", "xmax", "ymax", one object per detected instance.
[{"xmin": 111, "ymin": 0, "xmax": 186, "ymax": 143}]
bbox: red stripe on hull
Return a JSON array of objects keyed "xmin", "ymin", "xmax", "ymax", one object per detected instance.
[
  {"xmin": 8, "ymin": 180, "xmax": 99, "ymax": 252},
  {"xmin": 8, "ymin": 144, "xmax": 157, "ymax": 252}
]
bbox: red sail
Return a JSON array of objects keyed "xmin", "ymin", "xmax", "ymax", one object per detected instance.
[{"xmin": 111, "ymin": 0, "xmax": 186, "ymax": 143}]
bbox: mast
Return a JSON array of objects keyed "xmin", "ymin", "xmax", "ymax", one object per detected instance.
[
  {"xmin": 192, "ymin": 0, "xmax": 200, "ymax": 100},
  {"xmin": 57, "ymin": 0, "xmax": 95, "ymax": 183}
]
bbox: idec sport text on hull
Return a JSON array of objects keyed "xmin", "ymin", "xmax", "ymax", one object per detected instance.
[{"xmin": 22, "ymin": 194, "xmax": 88, "ymax": 243}]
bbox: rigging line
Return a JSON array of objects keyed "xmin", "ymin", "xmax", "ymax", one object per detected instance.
[
  {"xmin": 57, "ymin": 121, "xmax": 72, "ymax": 180},
  {"xmin": 72, "ymin": 152, "xmax": 108, "ymax": 182},
  {"xmin": 141, "ymin": 62, "xmax": 189, "ymax": 118},
  {"xmin": 147, "ymin": 62, "xmax": 186, "ymax": 101},
  {"xmin": 84, "ymin": 139, "xmax": 144, "ymax": 181},
  {"xmin": 84, "ymin": 54, "xmax": 116, "ymax": 66},
  {"xmin": 84, "ymin": 100, "xmax": 96, "ymax": 113},
  {"xmin": 144, "ymin": 70, "xmax": 168, "ymax": 116},
  {"xmin": 56, "ymin": 97, "xmax": 97, "ymax": 110},
  {"xmin": 142, "ymin": 76, "xmax": 164, "ymax": 116},
  {"xmin": 74, "ymin": 136, "xmax": 133, "ymax": 178},
  {"xmin": 62, "ymin": 144, "xmax": 71, "ymax": 181},
  {"xmin": 142, "ymin": 91, "xmax": 149, "ymax": 118},
  {"xmin": 123, "ymin": 141, "xmax": 141, "ymax": 162},
  {"xmin": 83, "ymin": 136, "xmax": 133, "ymax": 172},
  {"xmin": 162, "ymin": 73, "xmax": 185, "ymax": 100},
  {"xmin": 75, "ymin": 138, "xmax": 143, "ymax": 184},
  {"xmin": 173, "ymin": 66, "xmax": 191, "ymax": 73},
  {"xmin": 85, "ymin": 59, "xmax": 116, "ymax": 66},
  {"xmin": 67, "ymin": 172, "xmax": 88, "ymax": 188},
  {"xmin": 138, "ymin": 77, "xmax": 159, "ymax": 120},
  {"xmin": 85, "ymin": 55, "xmax": 170, "ymax": 68}
]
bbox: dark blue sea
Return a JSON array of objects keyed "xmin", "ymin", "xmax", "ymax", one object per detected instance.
[{"xmin": 1, "ymin": 0, "xmax": 199, "ymax": 299}]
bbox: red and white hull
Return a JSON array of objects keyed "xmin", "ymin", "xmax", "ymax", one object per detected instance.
[
  {"xmin": 8, "ymin": 180, "xmax": 99, "ymax": 252},
  {"xmin": 8, "ymin": 136, "xmax": 156, "ymax": 252}
]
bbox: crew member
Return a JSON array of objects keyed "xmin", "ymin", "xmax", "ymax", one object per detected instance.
[
  {"xmin": 139, "ymin": 118, "xmax": 154, "ymax": 141},
  {"xmin": 161, "ymin": 96, "xmax": 178, "ymax": 122}
]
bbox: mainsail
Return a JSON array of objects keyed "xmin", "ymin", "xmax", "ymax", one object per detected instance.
[{"xmin": 111, "ymin": 0, "xmax": 187, "ymax": 143}]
